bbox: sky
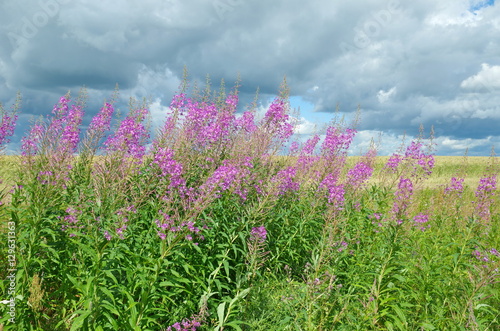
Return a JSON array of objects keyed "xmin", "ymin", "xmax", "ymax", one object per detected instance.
[{"xmin": 0, "ymin": 0, "xmax": 499, "ymax": 156}]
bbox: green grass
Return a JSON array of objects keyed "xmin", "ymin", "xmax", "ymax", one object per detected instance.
[{"xmin": 1, "ymin": 154, "xmax": 499, "ymax": 330}]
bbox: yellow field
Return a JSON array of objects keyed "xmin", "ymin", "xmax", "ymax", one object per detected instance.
[
  {"xmin": 0, "ymin": 155, "xmax": 497, "ymax": 194},
  {"xmin": 362, "ymin": 155, "xmax": 494, "ymax": 190}
]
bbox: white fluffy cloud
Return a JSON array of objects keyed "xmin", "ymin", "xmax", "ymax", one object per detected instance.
[{"xmin": 460, "ymin": 63, "xmax": 500, "ymax": 91}]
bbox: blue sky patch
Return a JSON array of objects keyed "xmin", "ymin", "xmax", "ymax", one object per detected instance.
[{"xmin": 469, "ymin": 0, "xmax": 495, "ymax": 13}]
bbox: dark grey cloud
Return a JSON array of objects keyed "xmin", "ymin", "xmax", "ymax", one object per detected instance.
[{"xmin": 0, "ymin": 0, "xmax": 499, "ymax": 155}]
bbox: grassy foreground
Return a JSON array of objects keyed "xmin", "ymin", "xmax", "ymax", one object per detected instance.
[{"xmin": 0, "ymin": 83, "xmax": 499, "ymax": 330}]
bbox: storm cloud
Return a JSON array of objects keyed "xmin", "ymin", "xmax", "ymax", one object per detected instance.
[{"xmin": 0, "ymin": 0, "xmax": 499, "ymax": 155}]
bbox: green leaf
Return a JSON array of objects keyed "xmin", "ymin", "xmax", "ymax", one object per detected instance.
[
  {"xmin": 420, "ymin": 322, "xmax": 436, "ymax": 330},
  {"xmin": 225, "ymin": 321, "xmax": 245, "ymax": 330},
  {"xmin": 475, "ymin": 303, "xmax": 492, "ymax": 310},
  {"xmin": 70, "ymin": 310, "xmax": 92, "ymax": 331},
  {"xmin": 217, "ymin": 302, "xmax": 226, "ymax": 325}
]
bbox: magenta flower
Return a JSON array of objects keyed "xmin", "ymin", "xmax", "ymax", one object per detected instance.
[
  {"xmin": 472, "ymin": 247, "xmax": 499, "ymax": 265},
  {"xmin": 385, "ymin": 154, "xmax": 402, "ymax": 173},
  {"xmin": 413, "ymin": 213, "xmax": 430, "ymax": 231},
  {"xmin": 234, "ymin": 110, "xmax": 257, "ymax": 134},
  {"xmin": 445, "ymin": 177, "xmax": 465, "ymax": 196},
  {"xmin": 153, "ymin": 147, "xmax": 185, "ymax": 188},
  {"xmin": 385, "ymin": 141, "xmax": 434, "ymax": 181},
  {"xmin": 183, "ymin": 97, "xmax": 236, "ymax": 150},
  {"xmin": 346, "ymin": 161, "xmax": 373, "ymax": 191},
  {"xmin": 301, "ymin": 135, "xmax": 320, "ymax": 155},
  {"xmin": 0, "ymin": 113, "xmax": 18, "ymax": 148},
  {"xmin": 198, "ymin": 160, "xmax": 251, "ymax": 200},
  {"xmin": 289, "ymin": 141, "xmax": 300, "ymax": 155},
  {"xmin": 405, "ymin": 141, "xmax": 435, "ymax": 177},
  {"xmin": 319, "ymin": 173, "xmax": 345, "ymax": 210},
  {"xmin": 170, "ymin": 92, "xmax": 187, "ymax": 113},
  {"xmin": 21, "ymin": 124, "xmax": 45, "ymax": 156},
  {"xmin": 59, "ymin": 104, "xmax": 84, "ymax": 156},
  {"xmin": 225, "ymin": 93, "xmax": 239, "ymax": 110},
  {"xmin": 62, "ymin": 206, "xmax": 84, "ymax": 236},
  {"xmin": 262, "ymin": 98, "xmax": 294, "ymax": 141},
  {"xmin": 84, "ymin": 102, "xmax": 115, "ymax": 152},
  {"xmin": 474, "ymin": 175, "xmax": 497, "ymax": 222},
  {"xmin": 296, "ymin": 135, "xmax": 321, "ymax": 172},
  {"xmin": 251, "ymin": 226, "xmax": 267, "ymax": 243},
  {"xmin": 89, "ymin": 102, "xmax": 114, "ymax": 133},
  {"xmin": 321, "ymin": 127, "xmax": 356, "ymax": 157},
  {"xmin": 155, "ymin": 210, "xmax": 204, "ymax": 242},
  {"xmin": 166, "ymin": 316, "xmax": 201, "ymax": 331},
  {"xmin": 392, "ymin": 177, "xmax": 414, "ymax": 224},
  {"xmin": 271, "ymin": 166, "xmax": 299, "ymax": 195},
  {"xmin": 21, "ymin": 93, "xmax": 86, "ymax": 163},
  {"xmin": 104, "ymin": 108, "xmax": 149, "ymax": 161}
]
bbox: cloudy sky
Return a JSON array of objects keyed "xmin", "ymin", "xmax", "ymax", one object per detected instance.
[{"xmin": 0, "ymin": 0, "xmax": 499, "ymax": 155}]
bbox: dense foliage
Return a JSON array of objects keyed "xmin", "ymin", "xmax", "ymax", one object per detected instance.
[{"xmin": 0, "ymin": 79, "xmax": 499, "ymax": 330}]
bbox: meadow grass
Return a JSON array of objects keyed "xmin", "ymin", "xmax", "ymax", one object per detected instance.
[
  {"xmin": 0, "ymin": 82, "xmax": 499, "ymax": 330},
  {"xmin": 0, "ymin": 155, "xmax": 495, "ymax": 193}
]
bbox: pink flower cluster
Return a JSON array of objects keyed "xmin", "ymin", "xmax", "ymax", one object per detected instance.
[
  {"xmin": 319, "ymin": 174, "xmax": 345, "ymax": 210},
  {"xmin": 384, "ymin": 141, "xmax": 434, "ymax": 182},
  {"xmin": 234, "ymin": 110, "xmax": 257, "ymax": 134},
  {"xmin": 155, "ymin": 211, "xmax": 203, "ymax": 242},
  {"xmin": 166, "ymin": 316, "xmax": 202, "ymax": 331},
  {"xmin": 321, "ymin": 127, "xmax": 356, "ymax": 157},
  {"xmin": 62, "ymin": 206, "xmax": 84, "ymax": 237},
  {"xmin": 198, "ymin": 160, "xmax": 252, "ymax": 200},
  {"xmin": 184, "ymin": 97, "xmax": 235, "ymax": 150},
  {"xmin": 474, "ymin": 175, "xmax": 497, "ymax": 222},
  {"xmin": 405, "ymin": 141, "xmax": 435, "ymax": 176},
  {"xmin": 413, "ymin": 213, "xmax": 430, "ymax": 231},
  {"xmin": 272, "ymin": 166, "xmax": 299, "ymax": 195},
  {"xmin": 472, "ymin": 247, "xmax": 500, "ymax": 264},
  {"xmin": 250, "ymin": 226, "xmax": 267, "ymax": 243},
  {"xmin": 262, "ymin": 98, "xmax": 294, "ymax": 141},
  {"xmin": 59, "ymin": 104, "xmax": 84, "ymax": 156},
  {"xmin": 104, "ymin": 108, "xmax": 149, "ymax": 161},
  {"xmin": 0, "ymin": 112, "xmax": 17, "ymax": 147},
  {"xmin": 86, "ymin": 102, "xmax": 115, "ymax": 149},
  {"xmin": 346, "ymin": 161, "xmax": 373, "ymax": 191},
  {"xmin": 21, "ymin": 124, "xmax": 45, "ymax": 156},
  {"xmin": 21, "ymin": 95, "xmax": 84, "ymax": 159},
  {"xmin": 296, "ymin": 135, "xmax": 321, "ymax": 172},
  {"xmin": 444, "ymin": 177, "xmax": 465, "ymax": 196},
  {"xmin": 385, "ymin": 154, "xmax": 401, "ymax": 172},
  {"xmin": 302, "ymin": 135, "xmax": 321, "ymax": 156},
  {"xmin": 392, "ymin": 177, "xmax": 413, "ymax": 224},
  {"xmin": 153, "ymin": 147, "xmax": 185, "ymax": 189}
]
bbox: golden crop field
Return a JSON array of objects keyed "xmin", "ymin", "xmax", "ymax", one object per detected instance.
[{"xmin": 1, "ymin": 155, "xmax": 496, "ymax": 194}]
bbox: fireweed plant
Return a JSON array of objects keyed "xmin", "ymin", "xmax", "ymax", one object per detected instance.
[
  {"xmin": 0, "ymin": 77, "xmax": 499, "ymax": 330},
  {"xmin": 0, "ymin": 94, "xmax": 20, "ymax": 234}
]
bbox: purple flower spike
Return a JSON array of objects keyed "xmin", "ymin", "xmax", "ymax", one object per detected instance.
[
  {"xmin": 251, "ymin": 226, "xmax": 267, "ymax": 243},
  {"xmin": 0, "ymin": 112, "xmax": 18, "ymax": 148},
  {"xmin": 346, "ymin": 161, "xmax": 373, "ymax": 191},
  {"xmin": 392, "ymin": 177, "xmax": 413, "ymax": 222},
  {"xmin": 474, "ymin": 175, "xmax": 497, "ymax": 222}
]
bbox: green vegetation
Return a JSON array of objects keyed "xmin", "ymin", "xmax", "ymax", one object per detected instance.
[{"xmin": 0, "ymin": 82, "xmax": 498, "ymax": 330}]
